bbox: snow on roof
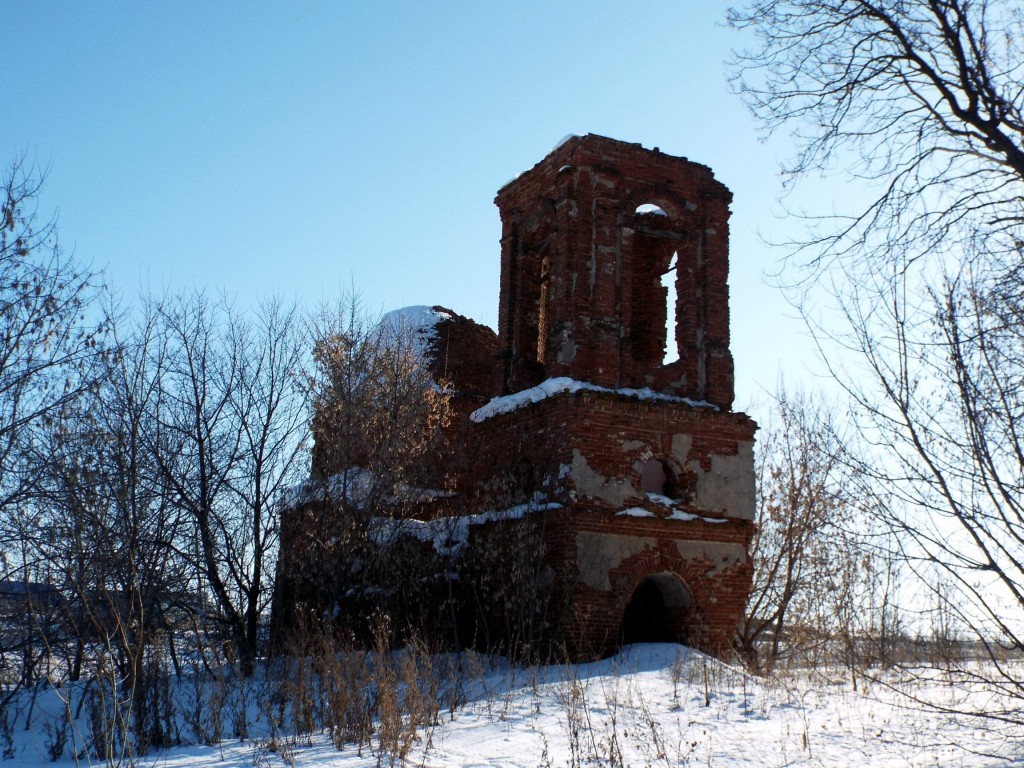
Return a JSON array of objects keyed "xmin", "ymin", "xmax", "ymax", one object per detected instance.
[
  {"xmin": 282, "ymin": 467, "xmax": 453, "ymax": 510},
  {"xmin": 369, "ymin": 498, "xmax": 563, "ymax": 557},
  {"xmin": 470, "ymin": 377, "xmax": 716, "ymax": 423},
  {"xmin": 375, "ymin": 305, "xmax": 453, "ymax": 360},
  {"xmin": 553, "ymin": 134, "xmax": 580, "ymax": 151}
]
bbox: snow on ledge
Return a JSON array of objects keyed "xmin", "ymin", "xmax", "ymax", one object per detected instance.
[
  {"xmin": 668, "ymin": 509, "xmax": 729, "ymax": 524},
  {"xmin": 370, "ymin": 498, "xmax": 563, "ymax": 557},
  {"xmin": 617, "ymin": 503, "xmax": 731, "ymax": 525},
  {"xmin": 470, "ymin": 377, "xmax": 716, "ymax": 423},
  {"xmin": 645, "ymin": 492, "xmax": 675, "ymax": 507},
  {"xmin": 616, "ymin": 507, "xmax": 657, "ymax": 518}
]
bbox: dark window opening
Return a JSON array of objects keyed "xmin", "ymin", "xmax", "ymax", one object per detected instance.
[
  {"xmin": 628, "ymin": 207, "xmax": 684, "ymax": 373},
  {"xmin": 512, "ymin": 240, "xmax": 551, "ymax": 388},
  {"xmin": 641, "ymin": 458, "xmax": 678, "ymax": 499},
  {"xmin": 536, "ymin": 256, "xmax": 550, "ymax": 364}
]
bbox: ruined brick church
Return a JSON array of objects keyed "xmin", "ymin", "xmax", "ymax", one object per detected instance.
[{"xmin": 273, "ymin": 135, "xmax": 756, "ymax": 658}]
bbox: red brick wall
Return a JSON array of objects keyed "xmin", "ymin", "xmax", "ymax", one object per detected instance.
[
  {"xmin": 426, "ymin": 309, "xmax": 498, "ymax": 414},
  {"xmin": 467, "ymin": 389, "xmax": 756, "ymax": 516},
  {"xmin": 458, "ymin": 506, "xmax": 754, "ymax": 658},
  {"xmin": 462, "ymin": 390, "xmax": 756, "ymax": 658},
  {"xmin": 558, "ymin": 511, "xmax": 754, "ymax": 657}
]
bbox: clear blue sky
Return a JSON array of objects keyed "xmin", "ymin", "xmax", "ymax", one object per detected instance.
[{"xmin": 5, "ymin": 1, "xmax": 817, "ymax": 410}]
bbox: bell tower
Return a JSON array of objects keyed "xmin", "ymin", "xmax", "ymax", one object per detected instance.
[{"xmin": 495, "ymin": 134, "xmax": 735, "ymax": 408}]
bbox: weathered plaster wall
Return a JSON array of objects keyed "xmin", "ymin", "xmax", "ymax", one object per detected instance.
[
  {"xmin": 692, "ymin": 441, "xmax": 756, "ymax": 520},
  {"xmin": 468, "ymin": 390, "xmax": 756, "ymax": 518},
  {"xmin": 576, "ymin": 531, "xmax": 656, "ymax": 591}
]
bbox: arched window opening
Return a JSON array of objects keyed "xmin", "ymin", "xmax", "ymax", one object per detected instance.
[
  {"xmin": 661, "ymin": 252, "xmax": 679, "ymax": 365},
  {"xmin": 536, "ymin": 256, "xmax": 550, "ymax": 363},
  {"xmin": 629, "ymin": 202, "xmax": 683, "ymax": 374},
  {"xmin": 641, "ymin": 458, "xmax": 678, "ymax": 499},
  {"xmin": 635, "ymin": 203, "xmax": 668, "ymax": 216},
  {"xmin": 622, "ymin": 572, "xmax": 692, "ymax": 645},
  {"xmin": 515, "ymin": 458, "xmax": 535, "ymax": 497}
]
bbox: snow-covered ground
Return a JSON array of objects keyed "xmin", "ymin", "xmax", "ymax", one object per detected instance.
[{"xmin": 8, "ymin": 644, "xmax": 1021, "ymax": 767}]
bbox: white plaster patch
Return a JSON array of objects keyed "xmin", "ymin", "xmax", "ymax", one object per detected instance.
[
  {"xmin": 671, "ymin": 434, "xmax": 693, "ymax": 464},
  {"xmin": 576, "ymin": 531, "xmax": 655, "ymax": 591},
  {"xmin": 557, "ymin": 338, "xmax": 577, "ymax": 364},
  {"xmin": 571, "ymin": 449, "xmax": 637, "ymax": 506},
  {"xmin": 674, "ymin": 541, "xmax": 746, "ymax": 577},
  {"xmin": 693, "ymin": 441, "xmax": 755, "ymax": 520}
]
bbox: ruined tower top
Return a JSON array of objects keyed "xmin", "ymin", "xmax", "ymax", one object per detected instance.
[{"xmin": 494, "ymin": 134, "xmax": 735, "ymax": 409}]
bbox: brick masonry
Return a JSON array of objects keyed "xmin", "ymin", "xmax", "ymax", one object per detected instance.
[
  {"xmin": 275, "ymin": 134, "xmax": 757, "ymax": 660},
  {"xmin": 495, "ymin": 135, "xmax": 735, "ymax": 409}
]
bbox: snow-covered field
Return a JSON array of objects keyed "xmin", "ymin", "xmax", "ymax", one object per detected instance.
[{"xmin": 8, "ymin": 644, "xmax": 1021, "ymax": 767}]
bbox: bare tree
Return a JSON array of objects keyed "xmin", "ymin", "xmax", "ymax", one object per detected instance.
[
  {"xmin": 11, "ymin": 303, "xmax": 189, "ymax": 760},
  {"xmin": 729, "ymin": 0, "xmax": 1024, "ymax": 282},
  {"xmin": 273, "ymin": 297, "xmax": 454, "ymax": 647},
  {"xmin": 306, "ymin": 297, "xmax": 451, "ymax": 498},
  {"xmin": 738, "ymin": 394, "xmax": 912, "ymax": 680},
  {"xmin": 0, "ymin": 157, "xmax": 105, "ymax": 693},
  {"xmin": 150, "ymin": 292, "xmax": 308, "ymax": 673},
  {"xmin": 740, "ymin": 388, "xmax": 842, "ymax": 671},
  {"xmin": 729, "ymin": 0, "xmax": 1024, "ymax": 716},
  {"xmin": 147, "ymin": 292, "xmax": 240, "ymax": 658},
  {"xmin": 15, "ymin": 291, "xmax": 308, "ymax": 756},
  {"xmin": 832, "ymin": 268, "xmax": 1024, "ymax": 697},
  {"xmin": 0, "ymin": 155, "xmax": 105, "ymax": 532},
  {"xmin": 220, "ymin": 297, "xmax": 309, "ymax": 668}
]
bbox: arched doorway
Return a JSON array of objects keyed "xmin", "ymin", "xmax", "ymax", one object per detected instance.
[{"xmin": 622, "ymin": 572, "xmax": 691, "ymax": 645}]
